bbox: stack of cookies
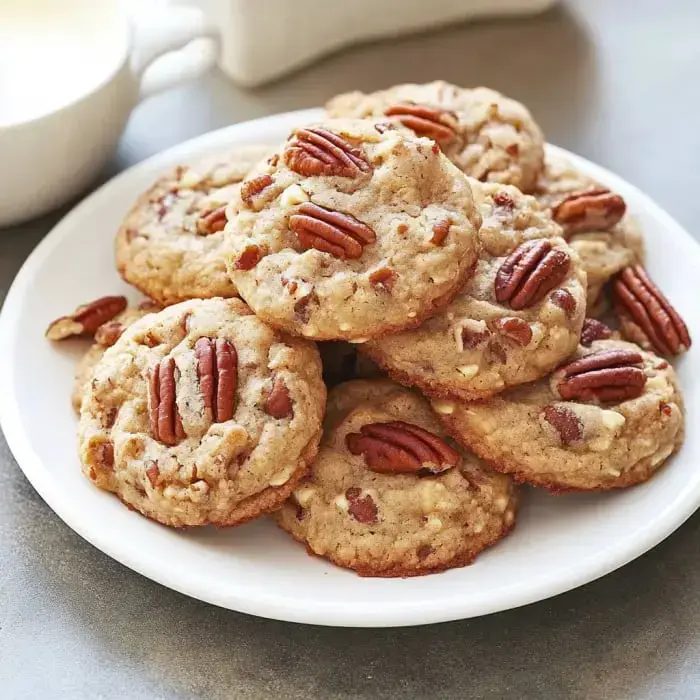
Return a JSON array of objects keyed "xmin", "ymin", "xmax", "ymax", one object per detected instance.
[{"xmin": 47, "ymin": 81, "xmax": 691, "ymax": 578}]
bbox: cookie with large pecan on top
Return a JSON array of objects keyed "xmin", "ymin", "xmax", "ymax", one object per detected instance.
[
  {"xmin": 115, "ymin": 144, "xmax": 272, "ymax": 306},
  {"xmin": 360, "ymin": 183, "xmax": 586, "ymax": 401},
  {"xmin": 326, "ymin": 81, "xmax": 545, "ymax": 193},
  {"xmin": 225, "ymin": 119, "xmax": 481, "ymax": 341},
  {"xmin": 276, "ymin": 380, "xmax": 517, "ymax": 577},
  {"xmin": 534, "ymin": 151, "xmax": 645, "ymax": 311},
  {"xmin": 78, "ymin": 298, "xmax": 325, "ymax": 527},
  {"xmin": 435, "ymin": 337, "xmax": 684, "ymax": 491}
]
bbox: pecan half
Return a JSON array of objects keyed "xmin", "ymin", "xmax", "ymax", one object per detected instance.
[
  {"xmin": 46, "ymin": 296, "xmax": 128, "ymax": 340},
  {"xmin": 552, "ymin": 188, "xmax": 626, "ymax": 234},
  {"xmin": 196, "ymin": 206, "xmax": 227, "ymax": 235},
  {"xmin": 580, "ymin": 318, "xmax": 612, "ymax": 347},
  {"xmin": 384, "ymin": 103, "xmax": 459, "ymax": 143},
  {"xmin": 495, "ymin": 240, "xmax": 570, "ymax": 310},
  {"xmin": 289, "ymin": 202, "xmax": 376, "ymax": 259},
  {"xmin": 264, "ymin": 377, "xmax": 294, "ymax": 419},
  {"xmin": 346, "ymin": 421, "xmax": 460, "ymax": 475},
  {"xmin": 284, "ymin": 128, "xmax": 371, "ymax": 178},
  {"xmin": 195, "ymin": 337, "xmax": 237, "ymax": 423},
  {"xmin": 491, "ymin": 317, "xmax": 532, "ymax": 346},
  {"xmin": 557, "ymin": 348, "xmax": 646, "ymax": 403},
  {"xmin": 612, "ymin": 265, "xmax": 691, "ymax": 356},
  {"xmin": 148, "ymin": 357, "xmax": 186, "ymax": 445}
]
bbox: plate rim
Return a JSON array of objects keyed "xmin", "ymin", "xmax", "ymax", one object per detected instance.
[{"xmin": 1, "ymin": 108, "xmax": 699, "ymax": 627}]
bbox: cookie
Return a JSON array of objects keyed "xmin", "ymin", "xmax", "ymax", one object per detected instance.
[
  {"xmin": 78, "ymin": 297, "xmax": 326, "ymax": 527},
  {"xmin": 534, "ymin": 152, "xmax": 644, "ymax": 309},
  {"xmin": 436, "ymin": 338, "xmax": 684, "ymax": 491},
  {"xmin": 116, "ymin": 145, "xmax": 271, "ymax": 306},
  {"xmin": 612, "ymin": 265, "xmax": 692, "ymax": 356},
  {"xmin": 276, "ymin": 380, "xmax": 517, "ymax": 577},
  {"xmin": 225, "ymin": 119, "xmax": 481, "ymax": 340},
  {"xmin": 72, "ymin": 301, "xmax": 162, "ymax": 413},
  {"xmin": 326, "ymin": 81, "xmax": 544, "ymax": 192},
  {"xmin": 360, "ymin": 182, "xmax": 586, "ymax": 400}
]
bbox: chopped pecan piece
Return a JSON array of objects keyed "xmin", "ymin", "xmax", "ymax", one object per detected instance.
[
  {"xmin": 557, "ymin": 348, "xmax": 646, "ymax": 403},
  {"xmin": 240, "ymin": 174, "xmax": 274, "ymax": 207},
  {"xmin": 550, "ymin": 289, "xmax": 577, "ymax": 318},
  {"xmin": 495, "ymin": 240, "xmax": 570, "ymax": 310},
  {"xmin": 345, "ymin": 487, "xmax": 379, "ymax": 524},
  {"xmin": 46, "ymin": 296, "xmax": 128, "ymax": 340},
  {"xmin": 284, "ymin": 128, "xmax": 371, "ymax": 178},
  {"xmin": 369, "ymin": 267, "xmax": 397, "ymax": 291},
  {"xmin": 552, "ymin": 188, "xmax": 626, "ymax": 234},
  {"xmin": 346, "ymin": 421, "xmax": 460, "ymax": 475},
  {"xmin": 234, "ymin": 244, "xmax": 263, "ymax": 271},
  {"xmin": 289, "ymin": 202, "xmax": 376, "ymax": 259},
  {"xmin": 580, "ymin": 318, "xmax": 612, "ymax": 347},
  {"xmin": 148, "ymin": 357, "xmax": 186, "ymax": 445},
  {"xmin": 384, "ymin": 103, "xmax": 459, "ymax": 143},
  {"xmin": 542, "ymin": 404, "xmax": 583, "ymax": 445},
  {"xmin": 195, "ymin": 337, "xmax": 237, "ymax": 423},
  {"xmin": 196, "ymin": 206, "xmax": 227, "ymax": 235},
  {"xmin": 612, "ymin": 265, "xmax": 691, "ymax": 356},
  {"xmin": 430, "ymin": 218, "xmax": 452, "ymax": 245},
  {"xmin": 491, "ymin": 317, "xmax": 533, "ymax": 346},
  {"xmin": 264, "ymin": 377, "xmax": 294, "ymax": 419},
  {"xmin": 95, "ymin": 321, "xmax": 126, "ymax": 347}
]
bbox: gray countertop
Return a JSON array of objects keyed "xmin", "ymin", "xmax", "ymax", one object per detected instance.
[{"xmin": 2, "ymin": 1, "xmax": 700, "ymax": 698}]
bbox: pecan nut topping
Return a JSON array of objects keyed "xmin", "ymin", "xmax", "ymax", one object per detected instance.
[
  {"xmin": 240, "ymin": 174, "xmax": 274, "ymax": 208},
  {"xmin": 369, "ymin": 266, "xmax": 397, "ymax": 291},
  {"xmin": 552, "ymin": 188, "xmax": 626, "ymax": 234},
  {"xmin": 46, "ymin": 295, "xmax": 128, "ymax": 340},
  {"xmin": 384, "ymin": 103, "xmax": 459, "ymax": 143},
  {"xmin": 196, "ymin": 206, "xmax": 227, "ymax": 235},
  {"xmin": 346, "ymin": 421, "xmax": 460, "ymax": 475},
  {"xmin": 495, "ymin": 240, "xmax": 571, "ymax": 310},
  {"xmin": 195, "ymin": 337, "xmax": 238, "ymax": 423},
  {"xmin": 491, "ymin": 317, "xmax": 533, "ymax": 346},
  {"xmin": 149, "ymin": 357, "xmax": 186, "ymax": 446},
  {"xmin": 284, "ymin": 127, "xmax": 372, "ymax": 178},
  {"xmin": 345, "ymin": 487, "xmax": 379, "ymax": 524},
  {"xmin": 580, "ymin": 318, "xmax": 612, "ymax": 347},
  {"xmin": 557, "ymin": 348, "xmax": 646, "ymax": 403},
  {"xmin": 542, "ymin": 404, "xmax": 583, "ymax": 446},
  {"xmin": 264, "ymin": 377, "xmax": 294, "ymax": 419},
  {"xmin": 234, "ymin": 244, "xmax": 264, "ymax": 271},
  {"xmin": 289, "ymin": 202, "xmax": 376, "ymax": 259},
  {"xmin": 612, "ymin": 265, "xmax": 691, "ymax": 356}
]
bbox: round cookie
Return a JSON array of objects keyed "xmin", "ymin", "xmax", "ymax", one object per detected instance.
[
  {"xmin": 72, "ymin": 302, "xmax": 162, "ymax": 413},
  {"xmin": 225, "ymin": 119, "xmax": 481, "ymax": 340},
  {"xmin": 360, "ymin": 182, "xmax": 586, "ymax": 400},
  {"xmin": 326, "ymin": 81, "xmax": 545, "ymax": 192},
  {"xmin": 276, "ymin": 380, "xmax": 517, "ymax": 577},
  {"xmin": 78, "ymin": 297, "xmax": 326, "ymax": 527},
  {"xmin": 436, "ymin": 338, "xmax": 684, "ymax": 491},
  {"xmin": 116, "ymin": 145, "xmax": 272, "ymax": 305}
]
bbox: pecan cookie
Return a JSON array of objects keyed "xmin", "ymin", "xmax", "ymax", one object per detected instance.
[
  {"xmin": 116, "ymin": 145, "xmax": 272, "ymax": 306},
  {"xmin": 276, "ymin": 381, "xmax": 517, "ymax": 577},
  {"xmin": 225, "ymin": 119, "xmax": 480, "ymax": 340},
  {"xmin": 71, "ymin": 301, "xmax": 162, "ymax": 412},
  {"xmin": 534, "ymin": 152, "xmax": 645, "ymax": 309},
  {"xmin": 326, "ymin": 81, "xmax": 545, "ymax": 192},
  {"xmin": 360, "ymin": 182, "xmax": 586, "ymax": 400},
  {"xmin": 78, "ymin": 298, "xmax": 326, "ymax": 527},
  {"xmin": 436, "ymin": 338, "xmax": 684, "ymax": 491}
]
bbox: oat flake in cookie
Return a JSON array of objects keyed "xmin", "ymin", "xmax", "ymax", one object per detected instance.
[
  {"xmin": 78, "ymin": 298, "xmax": 326, "ymax": 527},
  {"xmin": 361, "ymin": 182, "xmax": 586, "ymax": 401},
  {"xmin": 276, "ymin": 380, "xmax": 517, "ymax": 577},
  {"xmin": 225, "ymin": 119, "xmax": 480, "ymax": 341},
  {"xmin": 436, "ymin": 338, "xmax": 684, "ymax": 492},
  {"xmin": 326, "ymin": 81, "xmax": 545, "ymax": 192},
  {"xmin": 115, "ymin": 145, "xmax": 271, "ymax": 306}
]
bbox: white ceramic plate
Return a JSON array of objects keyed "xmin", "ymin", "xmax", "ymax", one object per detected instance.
[{"xmin": 1, "ymin": 109, "xmax": 698, "ymax": 627}]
